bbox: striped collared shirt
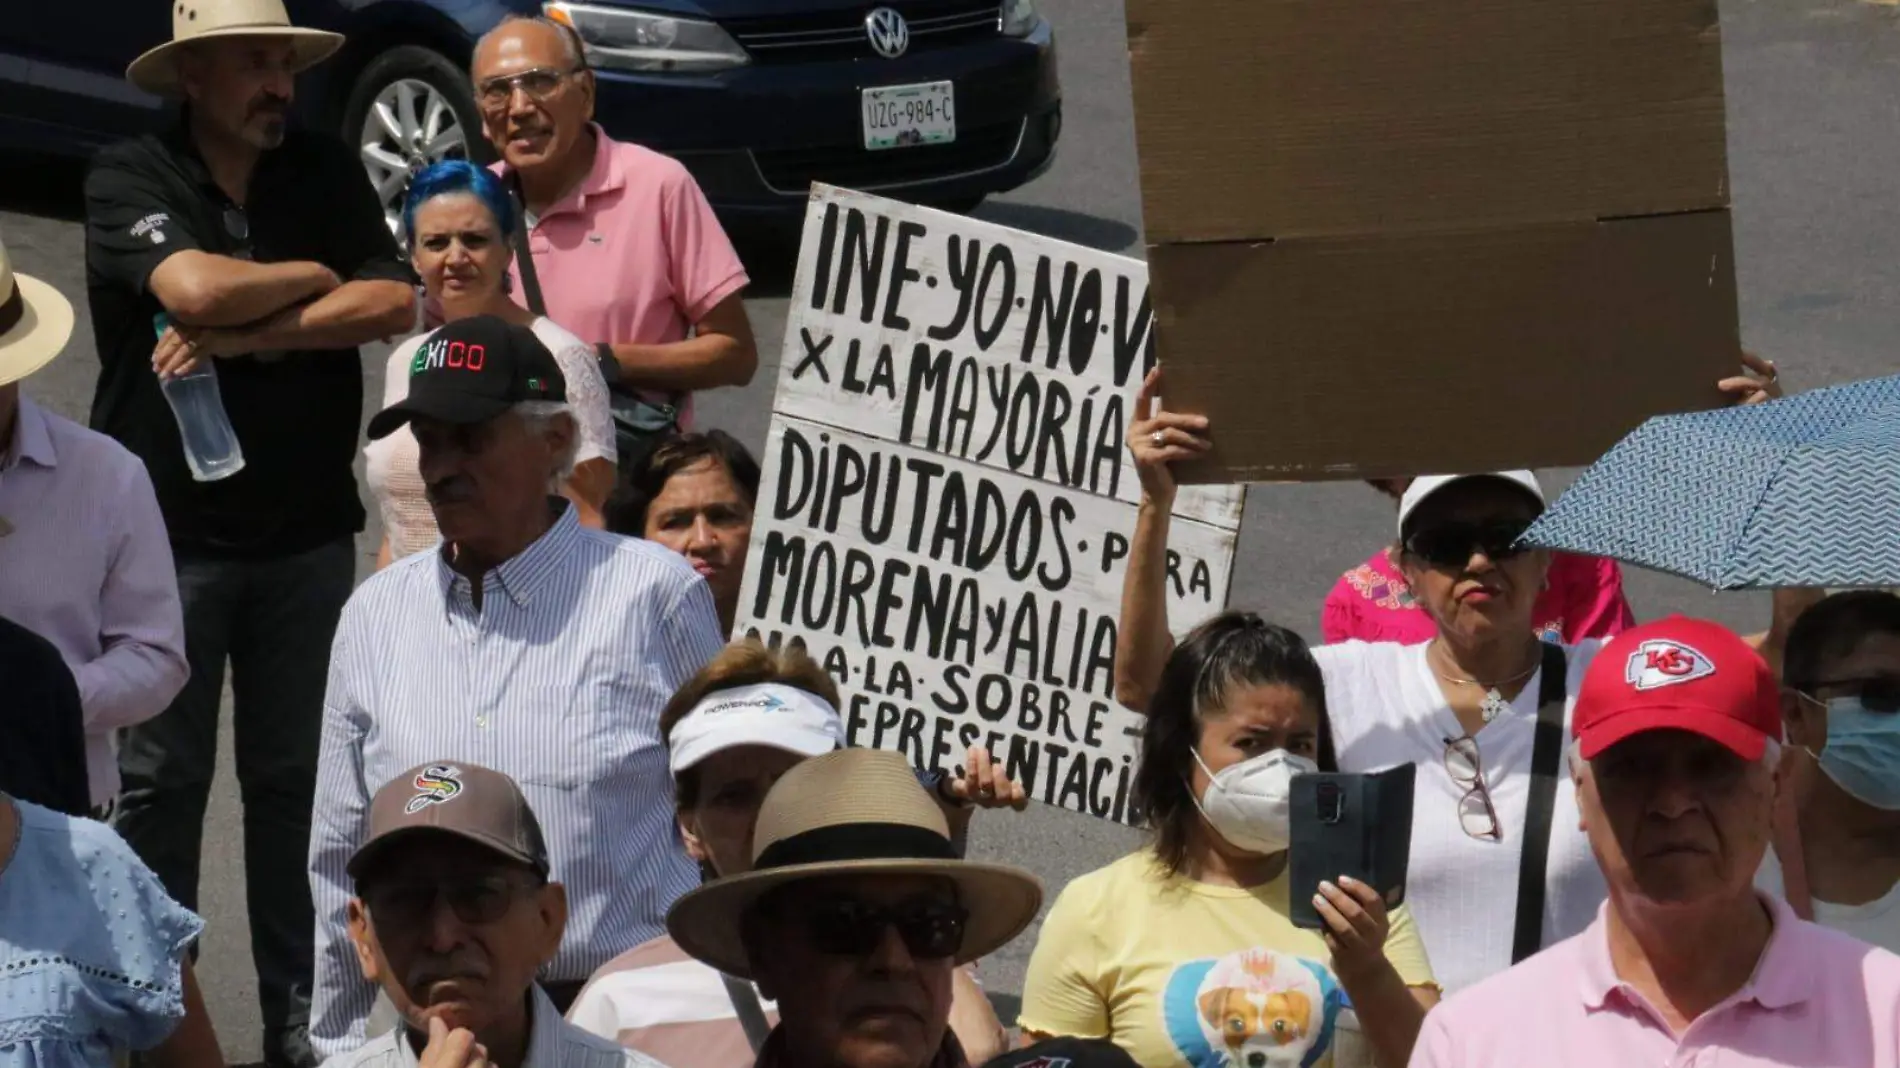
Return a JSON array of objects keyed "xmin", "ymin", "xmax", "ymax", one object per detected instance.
[
  {"xmin": 318, "ymin": 985, "xmax": 670, "ymax": 1068},
  {"xmin": 309, "ymin": 504, "xmax": 724, "ymax": 1058}
]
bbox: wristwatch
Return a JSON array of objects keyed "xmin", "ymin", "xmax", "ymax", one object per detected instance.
[{"xmin": 913, "ymin": 767, "xmax": 972, "ymax": 809}]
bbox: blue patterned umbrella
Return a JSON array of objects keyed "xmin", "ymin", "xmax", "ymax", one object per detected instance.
[{"xmin": 1523, "ymin": 374, "xmax": 1900, "ymax": 590}]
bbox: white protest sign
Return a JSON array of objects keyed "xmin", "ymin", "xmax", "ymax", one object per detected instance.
[{"xmin": 736, "ymin": 186, "xmax": 1243, "ymax": 824}]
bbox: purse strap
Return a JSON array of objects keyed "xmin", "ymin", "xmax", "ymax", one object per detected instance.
[
  {"xmin": 507, "ymin": 173, "xmax": 549, "ymax": 317},
  {"xmin": 1512, "ymin": 641, "xmax": 1570, "ymax": 964},
  {"xmin": 720, "ymin": 972, "xmax": 772, "ymax": 1053}
]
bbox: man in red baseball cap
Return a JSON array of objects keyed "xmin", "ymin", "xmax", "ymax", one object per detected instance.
[
  {"xmin": 1411, "ymin": 616, "xmax": 1900, "ymax": 1068},
  {"xmin": 1571, "ymin": 615, "xmax": 1785, "ymax": 764}
]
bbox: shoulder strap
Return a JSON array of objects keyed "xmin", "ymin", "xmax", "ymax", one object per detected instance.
[
  {"xmin": 1512, "ymin": 641, "xmax": 1569, "ymax": 964},
  {"xmin": 508, "ymin": 173, "xmax": 548, "ymax": 317},
  {"xmin": 720, "ymin": 972, "xmax": 772, "ymax": 1053}
]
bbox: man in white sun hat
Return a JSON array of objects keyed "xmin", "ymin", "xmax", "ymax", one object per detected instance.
[
  {"xmin": 0, "ymin": 229, "xmax": 186, "ymax": 823},
  {"xmin": 665, "ymin": 746, "xmax": 1043, "ymax": 1068},
  {"xmin": 85, "ymin": 4, "xmax": 415, "ymax": 1066},
  {"xmin": 566, "ymin": 641, "xmax": 1026, "ymax": 1068}
]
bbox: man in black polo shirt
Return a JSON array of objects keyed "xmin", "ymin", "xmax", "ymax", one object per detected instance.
[{"xmin": 81, "ymin": 2, "xmax": 414, "ymax": 1064}]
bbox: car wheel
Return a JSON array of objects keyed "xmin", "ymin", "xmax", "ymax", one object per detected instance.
[{"xmin": 341, "ymin": 45, "xmax": 491, "ymax": 242}]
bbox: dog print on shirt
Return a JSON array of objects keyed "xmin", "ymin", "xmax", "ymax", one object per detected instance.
[{"xmin": 1160, "ymin": 948, "xmax": 1340, "ymax": 1068}]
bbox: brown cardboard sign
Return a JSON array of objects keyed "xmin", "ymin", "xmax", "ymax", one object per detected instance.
[{"xmin": 1127, "ymin": 0, "xmax": 1740, "ymax": 483}]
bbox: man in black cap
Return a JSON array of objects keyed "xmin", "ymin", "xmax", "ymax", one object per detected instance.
[
  {"xmin": 310, "ymin": 315, "xmax": 724, "ymax": 1055},
  {"xmin": 365, "ymin": 315, "xmax": 580, "ymax": 594},
  {"xmin": 325, "ymin": 760, "xmax": 663, "ymax": 1068}
]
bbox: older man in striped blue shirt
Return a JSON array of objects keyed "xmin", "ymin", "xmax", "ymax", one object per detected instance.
[{"xmin": 309, "ymin": 317, "xmax": 724, "ymax": 1058}]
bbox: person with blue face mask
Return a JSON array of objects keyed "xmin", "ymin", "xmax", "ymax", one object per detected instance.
[{"xmin": 1761, "ymin": 590, "xmax": 1900, "ymax": 952}]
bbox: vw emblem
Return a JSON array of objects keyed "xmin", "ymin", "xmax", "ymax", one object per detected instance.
[{"xmin": 865, "ymin": 7, "xmax": 910, "ymax": 59}]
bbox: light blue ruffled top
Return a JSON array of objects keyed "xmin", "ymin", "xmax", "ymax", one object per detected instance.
[{"xmin": 0, "ymin": 798, "xmax": 204, "ymax": 1068}]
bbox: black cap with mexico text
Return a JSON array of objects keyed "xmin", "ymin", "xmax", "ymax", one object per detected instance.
[{"xmin": 366, "ymin": 314, "xmax": 566, "ymax": 441}]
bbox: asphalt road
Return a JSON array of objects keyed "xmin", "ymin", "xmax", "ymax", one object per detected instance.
[{"xmin": 4, "ymin": 0, "xmax": 1899, "ymax": 1058}]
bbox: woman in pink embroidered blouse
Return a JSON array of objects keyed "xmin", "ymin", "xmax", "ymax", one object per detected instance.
[{"xmin": 1322, "ymin": 478, "xmax": 1636, "ymax": 645}]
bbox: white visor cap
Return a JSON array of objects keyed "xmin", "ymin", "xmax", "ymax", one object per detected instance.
[
  {"xmin": 668, "ymin": 682, "xmax": 846, "ymax": 775},
  {"xmin": 1395, "ymin": 471, "xmax": 1545, "ymax": 540}
]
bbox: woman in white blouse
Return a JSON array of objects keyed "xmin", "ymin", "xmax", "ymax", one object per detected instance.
[
  {"xmin": 367, "ymin": 161, "xmax": 615, "ymax": 566},
  {"xmin": 1113, "ymin": 363, "xmax": 1805, "ymax": 994}
]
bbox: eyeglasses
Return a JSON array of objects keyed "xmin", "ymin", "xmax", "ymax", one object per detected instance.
[
  {"xmin": 477, "ymin": 67, "xmax": 584, "ymax": 111},
  {"xmin": 1798, "ymin": 675, "xmax": 1900, "ymax": 714},
  {"xmin": 1444, "ymin": 736, "xmax": 1502, "ymax": 841},
  {"xmin": 362, "ymin": 872, "xmax": 539, "ymax": 926},
  {"xmin": 794, "ymin": 896, "xmax": 969, "ymax": 960},
  {"xmin": 1403, "ymin": 519, "xmax": 1533, "ymax": 570}
]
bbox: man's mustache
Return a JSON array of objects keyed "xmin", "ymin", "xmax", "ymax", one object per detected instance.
[
  {"xmin": 406, "ymin": 957, "xmax": 489, "ymax": 991},
  {"xmin": 250, "ymin": 94, "xmax": 290, "ymax": 117},
  {"xmin": 426, "ymin": 476, "xmax": 476, "ymax": 506}
]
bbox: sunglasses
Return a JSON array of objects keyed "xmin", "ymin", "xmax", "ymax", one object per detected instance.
[
  {"xmin": 1801, "ymin": 676, "xmax": 1900, "ymax": 714},
  {"xmin": 794, "ymin": 896, "xmax": 969, "ymax": 960},
  {"xmin": 1403, "ymin": 519, "xmax": 1534, "ymax": 570},
  {"xmin": 362, "ymin": 872, "xmax": 539, "ymax": 926}
]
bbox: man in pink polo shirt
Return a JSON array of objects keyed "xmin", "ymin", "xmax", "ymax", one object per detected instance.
[
  {"xmin": 1410, "ymin": 616, "xmax": 1900, "ymax": 1068},
  {"xmin": 472, "ymin": 15, "xmax": 757, "ymax": 445}
]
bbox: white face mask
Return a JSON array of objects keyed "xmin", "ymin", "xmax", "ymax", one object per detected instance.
[{"xmin": 1188, "ymin": 747, "xmax": 1318, "ymax": 855}]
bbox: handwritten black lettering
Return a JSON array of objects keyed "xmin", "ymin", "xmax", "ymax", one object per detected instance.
[
  {"xmin": 793, "ymin": 327, "xmax": 833, "ymax": 383},
  {"xmin": 971, "ymin": 242, "xmax": 1017, "ymax": 352},
  {"xmin": 809, "ymin": 202, "xmax": 840, "ymax": 312},
  {"xmin": 881, "ymin": 219, "xmax": 927, "ymax": 331},
  {"xmin": 832, "ymin": 207, "xmax": 889, "ymax": 324},
  {"xmin": 928, "ymin": 234, "xmax": 979, "ymax": 342},
  {"xmin": 1020, "ymin": 256, "xmax": 1077, "ymax": 371}
]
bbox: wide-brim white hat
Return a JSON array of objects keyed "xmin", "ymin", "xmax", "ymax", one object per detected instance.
[
  {"xmin": 128, "ymin": 0, "xmax": 343, "ymax": 97},
  {"xmin": 0, "ymin": 237, "xmax": 75, "ymax": 388}
]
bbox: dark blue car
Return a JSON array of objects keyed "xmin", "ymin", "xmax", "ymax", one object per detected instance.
[{"xmin": 0, "ymin": 0, "xmax": 1060, "ymax": 233}]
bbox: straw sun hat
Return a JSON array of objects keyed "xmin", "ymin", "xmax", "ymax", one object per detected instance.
[
  {"xmin": 0, "ymin": 235, "xmax": 75, "ymax": 388},
  {"xmin": 128, "ymin": 0, "xmax": 343, "ymax": 97},
  {"xmin": 666, "ymin": 748, "xmax": 1043, "ymax": 980}
]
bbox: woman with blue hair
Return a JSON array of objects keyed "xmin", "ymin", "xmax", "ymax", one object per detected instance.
[{"xmin": 365, "ymin": 160, "xmax": 616, "ymax": 566}]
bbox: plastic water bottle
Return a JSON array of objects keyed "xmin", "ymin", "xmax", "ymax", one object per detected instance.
[{"xmin": 154, "ymin": 314, "xmax": 245, "ymax": 482}]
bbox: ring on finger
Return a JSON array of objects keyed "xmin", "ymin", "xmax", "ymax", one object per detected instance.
[{"xmin": 1150, "ymin": 430, "xmax": 1166, "ymax": 448}]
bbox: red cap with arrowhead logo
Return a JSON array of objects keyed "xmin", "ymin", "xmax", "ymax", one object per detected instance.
[{"xmin": 1572, "ymin": 616, "xmax": 1783, "ymax": 761}]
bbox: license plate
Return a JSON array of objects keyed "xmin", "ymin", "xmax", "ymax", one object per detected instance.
[{"xmin": 861, "ymin": 81, "xmax": 956, "ymax": 151}]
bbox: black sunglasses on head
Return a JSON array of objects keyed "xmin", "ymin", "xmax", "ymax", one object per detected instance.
[
  {"xmin": 795, "ymin": 896, "xmax": 968, "ymax": 960},
  {"xmin": 1402, "ymin": 518, "xmax": 1535, "ymax": 570}
]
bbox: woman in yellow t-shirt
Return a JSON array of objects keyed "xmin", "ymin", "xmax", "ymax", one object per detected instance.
[{"xmin": 1019, "ymin": 613, "xmax": 1439, "ymax": 1068}]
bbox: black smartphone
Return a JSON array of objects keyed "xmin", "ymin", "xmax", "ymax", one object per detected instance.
[{"xmin": 1288, "ymin": 763, "xmax": 1416, "ymax": 930}]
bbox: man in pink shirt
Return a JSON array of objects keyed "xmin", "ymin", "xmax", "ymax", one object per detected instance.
[
  {"xmin": 1410, "ymin": 616, "xmax": 1900, "ymax": 1068},
  {"xmin": 473, "ymin": 15, "xmax": 757, "ymax": 446}
]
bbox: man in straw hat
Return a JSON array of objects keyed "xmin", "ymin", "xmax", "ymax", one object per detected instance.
[
  {"xmin": 0, "ymin": 231, "xmax": 186, "ymax": 822},
  {"xmin": 0, "ymin": 232, "xmax": 95, "ymax": 818},
  {"xmin": 84, "ymin": 4, "xmax": 414, "ymax": 1064},
  {"xmin": 329, "ymin": 760, "xmax": 664, "ymax": 1068},
  {"xmin": 667, "ymin": 748, "xmax": 1043, "ymax": 1068}
]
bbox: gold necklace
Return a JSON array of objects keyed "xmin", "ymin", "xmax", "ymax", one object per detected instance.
[{"xmin": 1429, "ymin": 640, "xmax": 1542, "ymax": 724}]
